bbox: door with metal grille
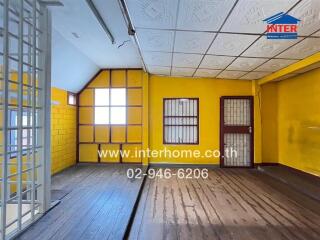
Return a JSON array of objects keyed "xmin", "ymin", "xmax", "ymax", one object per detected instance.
[
  {"xmin": 220, "ymin": 96, "xmax": 253, "ymax": 167},
  {"xmin": 0, "ymin": 1, "xmax": 52, "ymax": 239}
]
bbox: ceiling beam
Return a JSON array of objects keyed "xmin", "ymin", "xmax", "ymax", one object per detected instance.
[
  {"xmin": 85, "ymin": 0, "xmax": 115, "ymax": 44},
  {"xmin": 258, "ymin": 52, "xmax": 320, "ymax": 85}
]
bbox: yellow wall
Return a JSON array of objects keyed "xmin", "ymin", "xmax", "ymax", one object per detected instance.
[
  {"xmin": 78, "ymin": 69, "xmax": 146, "ymax": 163},
  {"xmin": 261, "ymin": 82, "xmax": 278, "ymax": 163},
  {"xmin": 277, "ymin": 68, "xmax": 320, "ymax": 176},
  {"xmin": 148, "ymin": 75, "xmax": 254, "ymax": 164},
  {"xmin": 260, "ymin": 68, "xmax": 320, "ymax": 176},
  {"xmin": 51, "ymin": 87, "xmax": 77, "ymax": 174}
]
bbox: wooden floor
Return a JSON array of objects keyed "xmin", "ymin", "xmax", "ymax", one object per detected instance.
[
  {"xmin": 129, "ymin": 168, "xmax": 320, "ymax": 240},
  {"xmin": 17, "ymin": 166, "xmax": 320, "ymax": 240},
  {"xmin": 17, "ymin": 164, "xmax": 144, "ymax": 240}
]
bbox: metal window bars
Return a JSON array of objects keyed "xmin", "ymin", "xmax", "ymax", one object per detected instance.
[
  {"xmin": 163, "ymin": 98, "xmax": 199, "ymax": 144},
  {"xmin": 0, "ymin": 1, "xmax": 51, "ymax": 239}
]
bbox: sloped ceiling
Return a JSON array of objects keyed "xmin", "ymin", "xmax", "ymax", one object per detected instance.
[
  {"xmin": 51, "ymin": 0, "xmax": 142, "ymax": 92},
  {"xmin": 125, "ymin": 0, "xmax": 320, "ymax": 79}
]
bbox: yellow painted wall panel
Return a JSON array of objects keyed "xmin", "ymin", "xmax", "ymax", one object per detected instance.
[
  {"xmin": 261, "ymin": 83, "xmax": 278, "ymax": 163},
  {"xmin": 128, "ymin": 107, "xmax": 142, "ymax": 124},
  {"xmin": 127, "ymin": 70, "xmax": 142, "ymax": 87},
  {"xmin": 122, "ymin": 144, "xmax": 142, "ymax": 163},
  {"xmin": 127, "ymin": 126, "xmax": 142, "ymax": 143},
  {"xmin": 79, "ymin": 89, "xmax": 93, "ymax": 106},
  {"xmin": 100, "ymin": 144, "xmax": 120, "ymax": 162},
  {"xmin": 277, "ymin": 68, "xmax": 320, "ymax": 176},
  {"xmin": 128, "ymin": 89, "xmax": 142, "ymax": 106},
  {"xmin": 79, "ymin": 107, "xmax": 93, "ymax": 124},
  {"xmin": 88, "ymin": 70, "xmax": 109, "ymax": 88},
  {"xmin": 111, "ymin": 70, "xmax": 126, "ymax": 87},
  {"xmin": 111, "ymin": 126, "xmax": 126, "ymax": 142},
  {"xmin": 79, "ymin": 144, "xmax": 98, "ymax": 162},
  {"xmin": 79, "ymin": 125, "xmax": 94, "ymax": 142},
  {"xmin": 95, "ymin": 126, "xmax": 109, "ymax": 142}
]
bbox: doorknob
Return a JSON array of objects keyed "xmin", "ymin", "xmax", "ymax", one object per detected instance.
[{"xmin": 248, "ymin": 126, "xmax": 252, "ymax": 133}]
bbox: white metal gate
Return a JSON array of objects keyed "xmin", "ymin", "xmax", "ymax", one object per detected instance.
[{"xmin": 0, "ymin": 0, "xmax": 51, "ymax": 239}]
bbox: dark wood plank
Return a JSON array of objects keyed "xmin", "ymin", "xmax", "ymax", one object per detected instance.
[{"xmin": 129, "ymin": 168, "xmax": 320, "ymax": 240}]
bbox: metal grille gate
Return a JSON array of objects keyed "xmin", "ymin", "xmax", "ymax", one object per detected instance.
[
  {"xmin": 220, "ymin": 96, "xmax": 253, "ymax": 167},
  {"xmin": 0, "ymin": 1, "xmax": 51, "ymax": 239}
]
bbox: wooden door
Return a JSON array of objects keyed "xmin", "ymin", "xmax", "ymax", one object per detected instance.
[{"xmin": 220, "ymin": 96, "xmax": 254, "ymax": 167}]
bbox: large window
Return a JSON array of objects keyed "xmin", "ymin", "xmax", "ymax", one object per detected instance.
[
  {"xmin": 163, "ymin": 98, "xmax": 199, "ymax": 144},
  {"xmin": 94, "ymin": 88, "xmax": 126, "ymax": 124}
]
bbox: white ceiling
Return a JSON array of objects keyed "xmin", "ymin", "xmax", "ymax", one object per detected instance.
[
  {"xmin": 50, "ymin": 0, "xmax": 142, "ymax": 91},
  {"xmin": 125, "ymin": 0, "xmax": 320, "ymax": 79}
]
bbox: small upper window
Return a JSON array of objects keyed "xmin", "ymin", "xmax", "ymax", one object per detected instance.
[{"xmin": 68, "ymin": 92, "xmax": 77, "ymax": 105}]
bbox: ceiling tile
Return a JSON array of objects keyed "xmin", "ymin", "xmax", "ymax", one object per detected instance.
[
  {"xmin": 313, "ymin": 31, "xmax": 320, "ymax": 37},
  {"xmin": 136, "ymin": 29, "xmax": 174, "ymax": 52},
  {"xmin": 171, "ymin": 67, "xmax": 195, "ymax": 77},
  {"xmin": 242, "ymin": 37, "xmax": 301, "ymax": 58},
  {"xmin": 200, "ymin": 55, "xmax": 236, "ymax": 69},
  {"xmin": 227, "ymin": 57, "xmax": 268, "ymax": 71},
  {"xmin": 147, "ymin": 66, "xmax": 171, "ymax": 75},
  {"xmin": 217, "ymin": 70, "xmax": 248, "ymax": 79},
  {"xmin": 177, "ymin": 0, "xmax": 237, "ymax": 31},
  {"xmin": 222, "ymin": 0, "xmax": 299, "ymax": 33},
  {"xmin": 172, "ymin": 53, "xmax": 203, "ymax": 68},
  {"xmin": 143, "ymin": 52, "xmax": 172, "ymax": 66},
  {"xmin": 194, "ymin": 69, "xmax": 221, "ymax": 78},
  {"xmin": 254, "ymin": 59, "xmax": 298, "ymax": 72},
  {"xmin": 289, "ymin": 0, "xmax": 320, "ymax": 36},
  {"xmin": 125, "ymin": 0, "xmax": 179, "ymax": 29},
  {"xmin": 240, "ymin": 71, "xmax": 270, "ymax": 80},
  {"xmin": 174, "ymin": 31, "xmax": 215, "ymax": 54},
  {"xmin": 208, "ymin": 34, "xmax": 259, "ymax": 56},
  {"xmin": 277, "ymin": 38, "xmax": 320, "ymax": 59}
]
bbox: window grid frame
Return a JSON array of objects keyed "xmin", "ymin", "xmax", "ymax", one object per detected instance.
[{"xmin": 163, "ymin": 98, "xmax": 199, "ymax": 145}]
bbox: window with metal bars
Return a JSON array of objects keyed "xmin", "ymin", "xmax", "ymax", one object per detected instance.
[{"xmin": 163, "ymin": 98, "xmax": 199, "ymax": 144}]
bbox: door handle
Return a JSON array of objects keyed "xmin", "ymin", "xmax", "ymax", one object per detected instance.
[{"xmin": 248, "ymin": 126, "xmax": 252, "ymax": 133}]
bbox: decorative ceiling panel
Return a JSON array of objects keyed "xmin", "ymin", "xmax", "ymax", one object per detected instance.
[
  {"xmin": 240, "ymin": 71, "xmax": 270, "ymax": 80},
  {"xmin": 125, "ymin": 0, "xmax": 179, "ymax": 29},
  {"xmin": 277, "ymin": 38, "xmax": 320, "ymax": 59},
  {"xmin": 174, "ymin": 31, "xmax": 216, "ymax": 54},
  {"xmin": 217, "ymin": 70, "xmax": 248, "ymax": 79},
  {"xmin": 143, "ymin": 51, "xmax": 172, "ymax": 66},
  {"xmin": 200, "ymin": 55, "xmax": 236, "ymax": 69},
  {"xmin": 177, "ymin": 0, "xmax": 237, "ymax": 31},
  {"xmin": 136, "ymin": 29, "xmax": 174, "ymax": 52},
  {"xmin": 227, "ymin": 57, "xmax": 268, "ymax": 71},
  {"xmin": 222, "ymin": 0, "xmax": 299, "ymax": 33},
  {"xmin": 171, "ymin": 67, "xmax": 195, "ymax": 77},
  {"xmin": 208, "ymin": 33, "xmax": 259, "ymax": 56},
  {"xmin": 289, "ymin": 0, "xmax": 320, "ymax": 36},
  {"xmin": 172, "ymin": 53, "xmax": 203, "ymax": 68},
  {"xmin": 147, "ymin": 66, "xmax": 171, "ymax": 75},
  {"xmin": 194, "ymin": 69, "xmax": 221, "ymax": 78},
  {"xmin": 242, "ymin": 37, "xmax": 301, "ymax": 58},
  {"xmin": 254, "ymin": 59, "xmax": 298, "ymax": 72}
]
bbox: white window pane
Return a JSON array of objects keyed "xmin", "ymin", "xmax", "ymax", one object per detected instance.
[
  {"xmin": 95, "ymin": 89, "xmax": 109, "ymax": 106},
  {"xmin": 110, "ymin": 107, "xmax": 126, "ymax": 124},
  {"xmin": 111, "ymin": 88, "xmax": 126, "ymax": 106},
  {"xmin": 95, "ymin": 107, "xmax": 109, "ymax": 124},
  {"xmin": 68, "ymin": 94, "xmax": 76, "ymax": 105}
]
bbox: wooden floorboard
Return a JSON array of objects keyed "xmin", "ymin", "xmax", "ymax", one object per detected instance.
[
  {"xmin": 129, "ymin": 168, "xmax": 320, "ymax": 240},
  {"xmin": 17, "ymin": 164, "xmax": 143, "ymax": 240}
]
